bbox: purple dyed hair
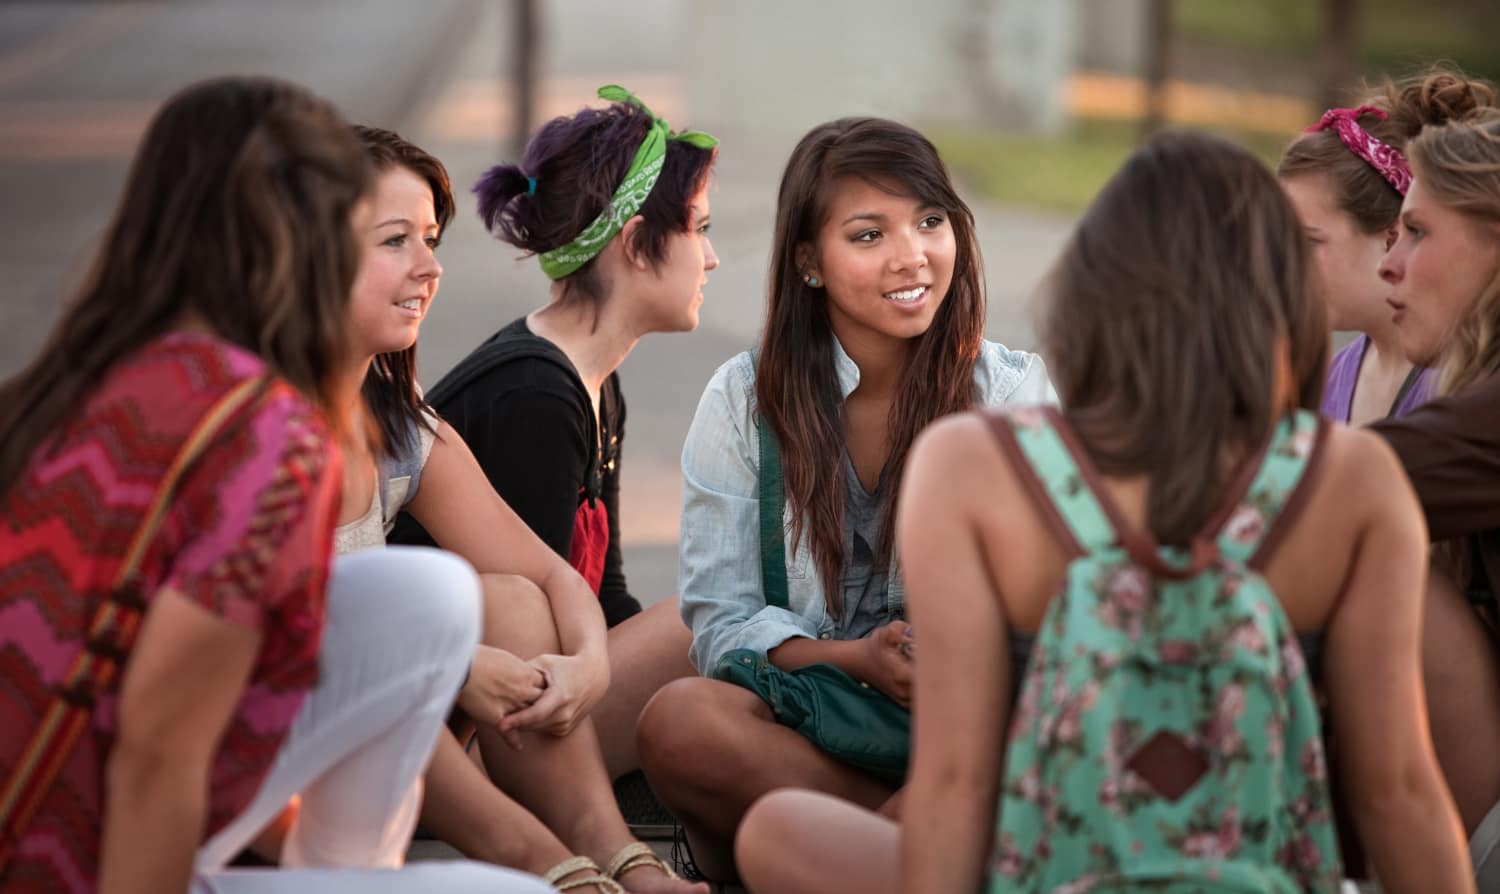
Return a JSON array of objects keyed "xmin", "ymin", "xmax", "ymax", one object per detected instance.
[{"xmin": 474, "ymin": 102, "xmax": 716, "ymax": 305}]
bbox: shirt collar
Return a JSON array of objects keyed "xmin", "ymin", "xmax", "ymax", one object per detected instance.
[{"xmin": 832, "ymin": 334, "xmax": 861, "ymax": 400}]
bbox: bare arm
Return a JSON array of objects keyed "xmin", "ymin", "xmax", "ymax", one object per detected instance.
[
  {"xmin": 770, "ymin": 624, "xmax": 915, "ymax": 707},
  {"xmin": 407, "ymin": 421, "xmax": 608, "ymax": 726},
  {"xmin": 99, "ymin": 589, "xmax": 260, "ymax": 894},
  {"xmin": 1325, "ymin": 432, "xmax": 1473, "ymax": 894},
  {"xmin": 897, "ymin": 417, "xmax": 1011, "ymax": 894},
  {"xmin": 768, "ymin": 636, "xmax": 865, "ymax": 673}
]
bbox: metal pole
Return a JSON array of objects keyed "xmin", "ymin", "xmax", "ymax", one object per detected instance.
[{"xmin": 512, "ymin": 0, "xmax": 538, "ymax": 159}]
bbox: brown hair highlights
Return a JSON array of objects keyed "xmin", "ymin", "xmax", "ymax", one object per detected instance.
[
  {"xmin": 353, "ymin": 125, "xmax": 455, "ymax": 459},
  {"xmin": 756, "ymin": 118, "xmax": 985, "ymax": 609},
  {"xmin": 1279, "ymin": 66, "xmax": 1496, "ymax": 234},
  {"xmin": 0, "ymin": 76, "xmax": 370, "ymax": 498},
  {"xmin": 1045, "ymin": 130, "xmax": 1325, "ymax": 546}
]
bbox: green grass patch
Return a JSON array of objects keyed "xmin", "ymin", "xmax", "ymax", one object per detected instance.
[
  {"xmin": 1174, "ymin": 0, "xmax": 1500, "ymax": 83},
  {"xmin": 1174, "ymin": 1, "xmax": 1318, "ymax": 57},
  {"xmin": 934, "ymin": 121, "xmax": 1287, "ymax": 215}
]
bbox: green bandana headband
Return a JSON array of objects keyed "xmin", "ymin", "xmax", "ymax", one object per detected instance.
[{"xmin": 537, "ymin": 85, "xmax": 718, "ymax": 281}]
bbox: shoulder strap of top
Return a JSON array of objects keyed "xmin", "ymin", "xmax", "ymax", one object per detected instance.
[
  {"xmin": 425, "ymin": 325, "xmax": 583, "ymax": 409},
  {"xmin": 1213, "ymin": 410, "xmax": 1330, "ymax": 570},
  {"xmin": 425, "ymin": 324, "xmax": 602, "ymax": 498},
  {"xmin": 981, "ymin": 407, "xmax": 1118, "ymax": 557}
]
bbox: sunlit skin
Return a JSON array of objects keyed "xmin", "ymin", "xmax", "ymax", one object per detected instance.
[
  {"xmin": 337, "ymin": 167, "xmax": 443, "ymax": 527},
  {"xmin": 1380, "ymin": 174, "xmax": 1500, "ymax": 366},
  {"xmin": 803, "ymin": 177, "xmax": 956, "ymax": 361},
  {"xmin": 347, "ymin": 167, "xmax": 443, "ymax": 363},
  {"xmin": 800, "ymin": 178, "xmax": 959, "ymax": 491},
  {"xmin": 635, "ymin": 184, "xmax": 716, "ymax": 332}
]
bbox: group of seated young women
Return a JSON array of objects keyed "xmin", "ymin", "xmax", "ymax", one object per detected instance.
[{"xmin": 3, "ymin": 63, "xmax": 1500, "ymax": 894}]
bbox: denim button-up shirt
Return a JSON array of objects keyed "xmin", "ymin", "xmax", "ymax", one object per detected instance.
[{"xmin": 678, "ymin": 338, "xmax": 1058, "ymax": 674}]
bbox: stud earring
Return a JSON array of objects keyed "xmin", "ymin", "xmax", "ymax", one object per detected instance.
[{"xmin": 804, "ymin": 274, "xmax": 821, "ymax": 287}]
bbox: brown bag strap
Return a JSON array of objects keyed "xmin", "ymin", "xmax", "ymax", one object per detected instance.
[
  {"xmin": 0, "ymin": 375, "xmax": 268, "ymax": 873},
  {"xmin": 982, "ymin": 408, "xmax": 1094, "ymax": 559}
]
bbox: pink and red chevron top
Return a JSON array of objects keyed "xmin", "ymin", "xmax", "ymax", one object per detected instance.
[{"xmin": 0, "ymin": 331, "xmax": 340, "ymax": 892}]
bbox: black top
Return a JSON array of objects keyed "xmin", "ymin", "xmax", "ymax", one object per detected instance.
[{"xmin": 388, "ymin": 317, "xmax": 641, "ymax": 626}]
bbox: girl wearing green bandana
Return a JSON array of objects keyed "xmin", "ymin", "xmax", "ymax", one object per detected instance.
[{"xmin": 387, "ymin": 87, "xmax": 718, "ymax": 894}]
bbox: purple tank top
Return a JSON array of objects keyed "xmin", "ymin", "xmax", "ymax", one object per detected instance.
[{"xmin": 1321, "ymin": 335, "xmax": 1433, "ymax": 423}]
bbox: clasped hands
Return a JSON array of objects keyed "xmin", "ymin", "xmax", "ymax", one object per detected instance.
[{"xmin": 456, "ymin": 644, "xmax": 608, "ymax": 748}]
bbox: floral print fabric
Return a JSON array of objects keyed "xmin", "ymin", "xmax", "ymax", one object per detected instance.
[{"xmin": 989, "ymin": 408, "xmax": 1341, "ymax": 893}]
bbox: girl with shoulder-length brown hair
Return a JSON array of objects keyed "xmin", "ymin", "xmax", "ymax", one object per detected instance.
[
  {"xmin": 636, "ymin": 116, "xmax": 1054, "ymax": 882},
  {"xmin": 0, "ymin": 77, "xmax": 550, "ymax": 894},
  {"xmin": 736, "ymin": 131, "xmax": 1471, "ymax": 894}
]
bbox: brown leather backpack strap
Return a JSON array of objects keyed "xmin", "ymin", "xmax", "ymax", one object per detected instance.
[
  {"xmin": 982, "ymin": 409, "xmax": 1090, "ymax": 559},
  {"xmin": 1247, "ymin": 416, "xmax": 1332, "ymax": 573}
]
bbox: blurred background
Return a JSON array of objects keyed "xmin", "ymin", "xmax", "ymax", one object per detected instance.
[{"xmin": 0, "ymin": 0, "xmax": 1494, "ymax": 600}]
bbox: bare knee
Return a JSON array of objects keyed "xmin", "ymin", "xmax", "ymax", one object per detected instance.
[
  {"xmin": 479, "ymin": 572, "xmax": 558, "ymax": 655},
  {"xmin": 736, "ymin": 789, "xmax": 805, "ymax": 884},
  {"xmin": 637, "ymin": 678, "xmax": 750, "ymax": 786}
]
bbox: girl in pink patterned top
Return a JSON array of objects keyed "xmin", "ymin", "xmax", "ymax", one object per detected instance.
[{"xmin": 0, "ymin": 78, "xmax": 547, "ymax": 894}]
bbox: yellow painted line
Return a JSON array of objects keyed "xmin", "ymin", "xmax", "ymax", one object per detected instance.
[{"xmin": 0, "ymin": 5, "xmax": 153, "ymax": 93}]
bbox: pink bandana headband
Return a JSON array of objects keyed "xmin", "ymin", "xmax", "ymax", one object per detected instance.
[{"xmin": 1306, "ymin": 106, "xmax": 1412, "ymax": 196}]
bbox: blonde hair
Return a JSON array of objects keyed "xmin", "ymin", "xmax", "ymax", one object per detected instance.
[{"xmin": 1407, "ymin": 109, "xmax": 1500, "ymax": 396}]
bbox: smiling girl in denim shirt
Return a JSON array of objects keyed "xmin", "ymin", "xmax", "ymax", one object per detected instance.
[{"xmin": 636, "ymin": 117, "xmax": 1054, "ymax": 883}]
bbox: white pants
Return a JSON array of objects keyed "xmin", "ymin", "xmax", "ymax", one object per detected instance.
[{"xmin": 191, "ymin": 547, "xmax": 549, "ymax": 893}]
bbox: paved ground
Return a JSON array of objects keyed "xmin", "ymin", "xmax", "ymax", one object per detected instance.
[{"xmin": 0, "ymin": 0, "xmax": 1076, "ymax": 606}]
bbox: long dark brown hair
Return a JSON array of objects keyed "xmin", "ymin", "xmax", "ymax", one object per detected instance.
[
  {"xmin": 756, "ymin": 118, "xmax": 985, "ymax": 609},
  {"xmin": 1044, "ymin": 131, "xmax": 1326, "ymax": 545},
  {"xmin": 0, "ymin": 76, "xmax": 369, "ymax": 498},
  {"xmin": 354, "ymin": 125, "xmax": 455, "ymax": 459}
]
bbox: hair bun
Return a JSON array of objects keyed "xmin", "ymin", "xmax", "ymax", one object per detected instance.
[
  {"xmin": 1386, "ymin": 67, "xmax": 1498, "ymax": 135},
  {"xmin": 473, "ymin": 163, "xmax": 533, "ymax": 238}
]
